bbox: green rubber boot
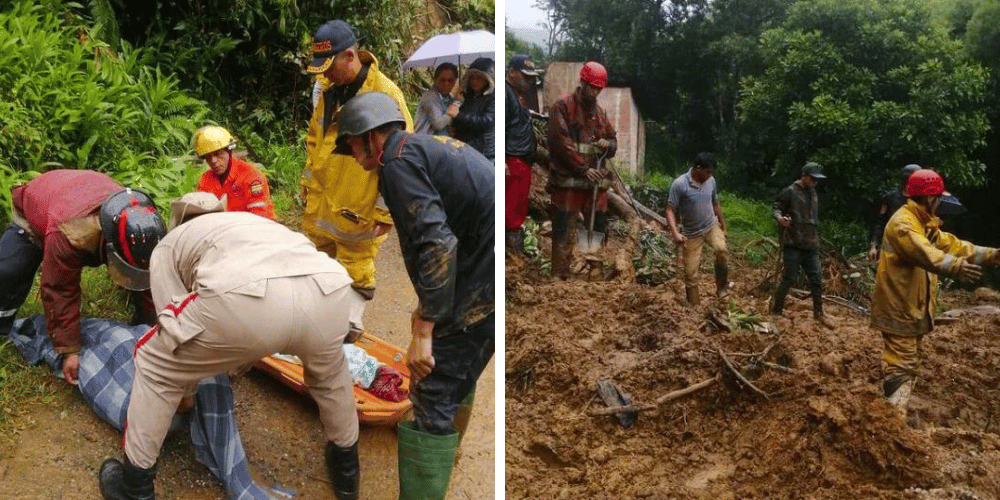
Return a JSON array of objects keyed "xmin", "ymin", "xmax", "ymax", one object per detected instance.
[{"xmin": 397, "ymin": 421, "xmax": 459, "ymax": 500}]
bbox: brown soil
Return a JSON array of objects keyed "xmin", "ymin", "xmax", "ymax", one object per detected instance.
[
  {"xmin": 0, "ymin": 230, "xmax": 494, "ymax": 500},
  {"xmin": 505, "ymin": 229, "xmax": 1000, "ymax": 500}
]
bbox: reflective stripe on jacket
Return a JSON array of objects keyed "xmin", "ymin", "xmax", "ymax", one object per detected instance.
[
  {"xmin": 197, "ymin": 156, "xmax": 275, "ymax": 220},
  {"xmin": 871, "ymin": 200, "xmax": 996, "ymax": 336},
  {"xmin": 302, "ymin": 51, "xmax": 413, "ymax": 244}
]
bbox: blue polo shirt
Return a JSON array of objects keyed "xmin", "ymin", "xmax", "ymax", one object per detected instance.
[{"xmin": 667, "ymin": 170, "xmax": 718, "ymax": 237}]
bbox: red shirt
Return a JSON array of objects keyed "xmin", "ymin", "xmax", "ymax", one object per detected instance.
[
  {"xmin": 12, "ymin": 170, "xmax": 122, "ymax": 353},
  {"xmin": 197, "ymin": 156, "xmax": 275, "ymax": 220}
]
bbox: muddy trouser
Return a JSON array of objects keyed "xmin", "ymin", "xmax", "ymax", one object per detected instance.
[
  {"xmin": 549, "ymin": 187, "xmax": 609, "ymax": 275},
  {"xmin": 681, "ymin": 224, "xmax": 728, "ymax": 291},
  {"xmin": 0, "ymin": 223, "xmax": 42, "ymax": 337},
  {"xmin": 125, "ymin": 274, "xmax": 363, "ymax": 469},
  {"xmin": 773, "ymin": 245, "xmax": 823, "ymax": 314},
  {"xmin": 411, "ymin": 313, "xmax": 495, "ymax": 435},
  {"xmin": 881, "ymin": 331, "xmax": 923, "ymax": 395}
]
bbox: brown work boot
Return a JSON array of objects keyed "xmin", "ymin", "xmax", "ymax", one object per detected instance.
[
  {"xmin": 685, "ymin": 286, "xmax": 700, "ymax": 305},
  {"xmin": 815, "ymin": 314, "xmax": 835, "ymax": 330},
  {"xmin": 550, "ymin": 242, "xmax": 573, "ymax": 280}
]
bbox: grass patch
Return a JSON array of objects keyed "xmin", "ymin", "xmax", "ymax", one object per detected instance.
[{"xmin": 0, "ymin": 340, "xmax": 59, "ymax": 449}]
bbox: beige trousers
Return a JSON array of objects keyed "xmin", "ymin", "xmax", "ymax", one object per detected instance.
[
  {"xmin": 681, "ymin": 224, "xmax": 728, "ymax": 288},
  {"xmin": 124, "ymin": 274, "xmax": 362, "ymax": 468}
]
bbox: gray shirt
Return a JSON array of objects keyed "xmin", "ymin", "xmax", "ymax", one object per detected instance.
[
  {"xmin": 667, "ymin": 170, "xmax": 718, "ymax": 237},
  {"xmin": 414, "ymin": 88, "xmax": 453, "ymax": 136}
]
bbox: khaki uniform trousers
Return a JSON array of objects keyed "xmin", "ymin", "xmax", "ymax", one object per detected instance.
[
  {"xmin": 125, "ymin": 274, "xmax": 363, "ymax": 468},
  {"xmin": 681, "ymin": 224, "xmax": 728, "ymax": 288},
  {"xmin": 882, "ymin": 331, "xmax": 924, "ymax": 382}
]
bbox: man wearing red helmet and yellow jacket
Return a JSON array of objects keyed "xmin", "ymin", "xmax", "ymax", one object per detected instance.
[
  {"xmin": 546, "ymin": 61, "xmax": 617, "ymax": 279},
  {"xmin": 873, "ymin": 168, "xmax": 1000, "ymax": 412}
]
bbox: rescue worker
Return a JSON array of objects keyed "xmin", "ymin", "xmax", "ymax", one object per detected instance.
[
  {"xmin": 771, "ymin": 162, "xmax": 836, "ymax": 329},
  {"xmin": 1, "ymin": 170, "xmax": 166, "ymax": 385},
  {"xmin": 872, "ymin": 169, "xmax": 1000, "ymax": 413},
  {"xmin": 546, "ymin": 61, "xmax": 617, "ymax": 278},
  {"xmin": 504, "ymin": 54, "xmax": 539, "ymax": 257},
  {"xmin": 302, "ymin": 19, "xmax": 413, "ymax": 334},
  {"xmin": 192, "ymin": 125, "xmax": 276, "ymax": 220},
  {"xmin": 99, "ymin": 192, "xmax": 365, "ymax": 500},
  {"xmin": 869, "ymin": 164, "xmax": 922, "ymax": 261},
  {"xmin": 334, "ymin": 92, "xmax": 493, "ymax": 500},
  {"xmin": 666, "ymin": 152, "xmax": 730, "ymax": 305}
]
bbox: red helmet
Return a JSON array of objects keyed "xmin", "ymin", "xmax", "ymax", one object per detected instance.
[
  {"xmin": 905, "ymin": 169, "xmax": 945, "ymax": 197},
  {"xmin": 580, "ymin": 62, "xmax": 608, "ymax": 89}
]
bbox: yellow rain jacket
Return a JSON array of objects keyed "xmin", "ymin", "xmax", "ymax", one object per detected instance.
[
  {"xmin": 871, "ymin": 200, "xmax": 996, "ymax": 336},
  {"xmin": 302, "ymin": 51, "xmax": 413, "ymax": 288}
]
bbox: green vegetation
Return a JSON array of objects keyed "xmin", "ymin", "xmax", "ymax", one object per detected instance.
[{"xmin": 0, "ymin": 0, "xmax": 491, "ymax": 444}]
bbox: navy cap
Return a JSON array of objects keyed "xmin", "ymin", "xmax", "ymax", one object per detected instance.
[
  {"xmin": 307, "ymin": 20, "xmax": 358, "ymax": 74},
  {"xmin": 508, "ymin": 54, "xmax": 539, "ymax": 76}
]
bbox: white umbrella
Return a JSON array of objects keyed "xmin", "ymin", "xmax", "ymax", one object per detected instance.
[{"xmin": 401, "ymin": 29, "xmax": 495, "ymax": 69}]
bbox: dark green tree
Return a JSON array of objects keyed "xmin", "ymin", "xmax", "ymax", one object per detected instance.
[{"xmin": 736, "ymin": 0, "xmax": 990, "ymax": 215}]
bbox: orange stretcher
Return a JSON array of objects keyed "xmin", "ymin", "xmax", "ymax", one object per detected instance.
[{"xmin": 254, "ymin": 332, "xmax": 412, "ymax": 425}]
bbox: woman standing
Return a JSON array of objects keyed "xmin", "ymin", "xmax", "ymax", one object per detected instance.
[
  {"xmin": 414, "ymin": 62, "xmax": 460, "ymax": 136},
  {"xmin": 452, "ymin": 57, "xmax": 495, "ymax": 160}
]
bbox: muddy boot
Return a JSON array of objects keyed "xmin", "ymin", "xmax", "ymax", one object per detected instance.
[
  {"xmin": 884, "ymin": 376, "xmax": 916, "ymax": 416},
  {"xmin": 453, "ymin": 388, "xmax": 475, "ymax": 465},
  {"xmin": 325, "ymin": 441, "xmax": 360, "ymax": 500},
  {"xmin": 772, "ymin": 285, "xmax": 788, "ymax": 316},
  {"xmin": 715, "ymin": 263, "xmax": 730, "ymax": 298},
  {"xmin": 813, "ymin": 292, "xmax": 834, "ymax": 329},
  {"xmin": 685, "ymin": 285, "xmax": 701, "ymax": 305},
  {"xmin": 99, "ymin": 457, "xmax": 156, "ymax": 500},
  {"xmin": 551, "ymin": 241, "xmax": 573, "ymax": 280},
  {"xmin": 397, "ymin": 422, "xmax": 459, "ymax": 500},
  {"xmin": 505, "ymin": 229, "xmax": 523, "ymax": 257}
]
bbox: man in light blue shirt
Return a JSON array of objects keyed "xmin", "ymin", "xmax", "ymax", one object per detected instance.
[{"xmin": 666, "ymin": 152, "xmax": 729, "ymax": 305}]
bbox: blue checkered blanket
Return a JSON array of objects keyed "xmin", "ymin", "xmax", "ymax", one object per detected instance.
[{"xmin": 8, "ymin": 316, "xmax": 281, "ymax": 500}]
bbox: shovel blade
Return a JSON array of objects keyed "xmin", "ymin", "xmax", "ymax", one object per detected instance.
[{"xmin": 576, "ymin": 227, "xmax": 604, "ymax": 254}]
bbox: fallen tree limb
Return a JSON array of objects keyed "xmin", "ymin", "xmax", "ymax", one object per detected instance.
[
  {"xmin": 586, "ymin": 375, "xmax": 719, "ymax": 416},
  {"xmin": 719, "ymin": 349, "xmax": 770, "ymax": 399}
]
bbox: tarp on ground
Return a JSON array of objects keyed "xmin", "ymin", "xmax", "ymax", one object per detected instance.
[{"xmin": 8, "ymin": 316, "xmax": 279, "ymax": 500}]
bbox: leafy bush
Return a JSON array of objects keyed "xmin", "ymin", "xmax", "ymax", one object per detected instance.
[{"xmin": 0, "ymin": 0, "xmax": 213, "ymax": 217}]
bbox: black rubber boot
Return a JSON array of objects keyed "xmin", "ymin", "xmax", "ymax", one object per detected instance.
[
  {"xmin": 99, "ymin": 458, "xmax": 156, "ymax": 500},
  {"xmin": 772, "ymin": 284, "xmax": 788, "ymax": 315},
  {"xmin": 715, "ymin": 263, "xmax": 730, "ymax": 297},
  {"xmin": 325, "ymin": 441, "xmax": 360, "ymax": 500}
]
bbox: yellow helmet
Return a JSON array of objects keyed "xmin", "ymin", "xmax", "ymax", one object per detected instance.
[{"xmin": 192, "ymin": 126, "xmax": 235, "ymax": 158}]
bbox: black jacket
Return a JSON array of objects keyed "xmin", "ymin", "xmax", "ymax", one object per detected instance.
[
  {"xmin": 378, "ymin": 130, "xmax": 495, "ymax": 337},
  {"xmin": 505, "ymin": 81, "xmax": 535, "ymax": 159},
  {"xmin": 453, "ymin": 91, "xmax": 494, "ymax": 160}
]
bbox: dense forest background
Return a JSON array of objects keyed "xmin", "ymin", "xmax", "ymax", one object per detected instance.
[
  {"xmin": 0, "ymin": 0, "xmax": 494, "ymax": 223},
  {"xmin": 508, "ymin": 0, "xmax": 1000, "ymax": 252}
]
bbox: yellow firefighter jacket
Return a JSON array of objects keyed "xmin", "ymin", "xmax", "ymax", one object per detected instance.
[
  {"xmin": 302, "ymin": 51, "xmax": 413, "ymax": 244},
  {"xmin": 871, "ymin": 200, "xmax": 996, "ymax": 336}
]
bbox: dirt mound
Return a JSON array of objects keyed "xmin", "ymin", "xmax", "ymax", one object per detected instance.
[{"xmin": 505, "ymin": 237, "xmax": 1000, "ymax": 499}]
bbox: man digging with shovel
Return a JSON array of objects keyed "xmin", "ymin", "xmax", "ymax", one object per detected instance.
[{"xmin": 547, "ymin": 62, "xmax": 617, "ymax": 279}]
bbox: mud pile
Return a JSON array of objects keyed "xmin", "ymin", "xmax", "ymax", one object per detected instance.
[{"xmin": 505, "ymin": 239, "xmax": 1000, "ymax": 499}]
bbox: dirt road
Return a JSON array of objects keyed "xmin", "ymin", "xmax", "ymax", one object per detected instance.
[{"xmin": 0, "ymin": 230, "xmax": 494, "ymax": 500}]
